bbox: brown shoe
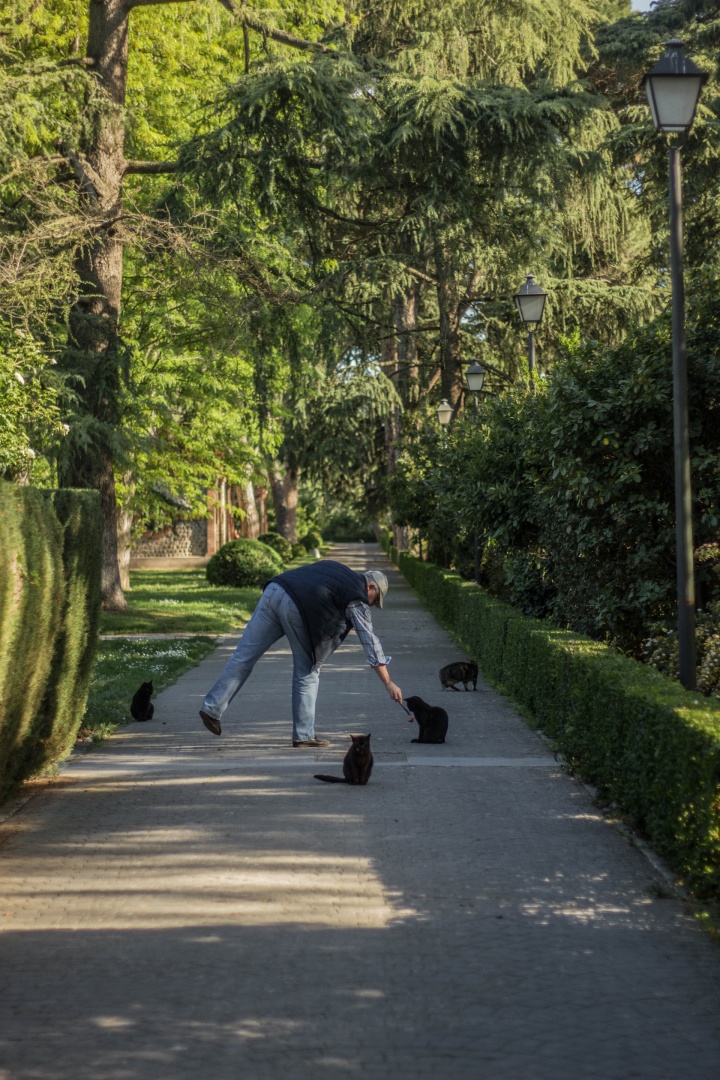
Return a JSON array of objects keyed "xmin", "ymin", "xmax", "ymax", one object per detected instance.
[
  {"xmin": 200, "ymin": 710, "xmax": 221, "ymax": 736},
  {"xmin": 292, "ymin": 738, "xmax": 330, "ymax": 748}
]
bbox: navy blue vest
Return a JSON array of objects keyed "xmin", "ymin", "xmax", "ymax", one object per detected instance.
[{"xmin": 271, "ymin": 560, "xmax": 368, "ymax": 664}]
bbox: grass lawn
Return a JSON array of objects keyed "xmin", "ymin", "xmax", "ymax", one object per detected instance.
[
  {"xmin": 86, "ymin": 550, "xmax": 332, "ymax": 740},
  {"xmin": 81, "ymin": 636, "xmax": 219, "ymax": 740},
  {"xmin": 100, "ymin": 569, "xmax": 261, "ymax": 634},
  {"xmin": 99, "ymin": 550, "xmax": 329, "ymax": 635}
]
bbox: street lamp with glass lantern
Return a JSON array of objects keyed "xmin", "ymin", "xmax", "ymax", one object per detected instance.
[
  {"xmin": 643, "ymin": 38, "xmax": 707, "ymax": 690},
  {"xmin": 513, "ymin": 274, "xmax": 547, "ymax": 374},
  {"xmin": 464, "ymin": 360, "xmax": 486, "ymax": 412},
  {"xmin": 436, "ymin": 398, "xmax": 453, "ymax": 427}
]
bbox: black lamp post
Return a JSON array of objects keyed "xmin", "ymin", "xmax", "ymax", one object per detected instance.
[
  {"xmin": 643, "ymin": 38, "xmax": 707, "ymax": 690},
  {"xmin": 514, "ymin": 274, "xmax": 547, "ymax": 374},
  {"xmin": 464, "ymin": 360, "xmax": 486, "ymax": 583}
]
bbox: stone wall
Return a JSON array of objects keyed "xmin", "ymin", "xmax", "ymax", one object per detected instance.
[{"xmin": 131, "ymin": 520, "xmax": 207, "ymax": 558}]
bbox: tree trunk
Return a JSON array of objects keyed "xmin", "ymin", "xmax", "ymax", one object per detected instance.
[
  {"xmin": 117, "ymin": 473, "xmax": 134, "ymax": 592},
  {"xmin": 268, "ymin": 459, "xmax": 299, "ymax": 543},
  {"xmin": 434, "ymin": 240, "xmax": 464, "ymax": 414},
  {"xmin": 394, "ymin": 284, "xmax": 419, "ymax": 409},
  {"xmin": 61, "ymin": 0, "xmax": 131, "ymax": 609},
  {"xmin": 256, "ymin": 485, "xmax": 268, "ymax": 534},
  {"xmin": 381, "ymin": 332, "xmax": 401, "ymax": 476},
  {"xmin": 239, "ymin": 478, "xmax": 260, "ymax": 538}
]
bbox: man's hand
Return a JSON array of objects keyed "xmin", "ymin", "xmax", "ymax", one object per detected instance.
[
  {"xmin": 386, "ymin": 681, "xmax": 403, "ymax": 704},
  {"xmin": 374, "ymin": 664, "xmax": 402, "ymax": 704}
]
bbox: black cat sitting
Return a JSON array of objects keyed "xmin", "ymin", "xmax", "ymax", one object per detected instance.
[
  {"xmin": 130, "ymin": 680, "xmax": 155, "ymax": 722},
  {"xmin": 314, "ymin": 734, "xmax": 373, "ymax": 785},
  {"xmin": 405, "ymin": 696, "xmax": 448, "ymax": 744}
]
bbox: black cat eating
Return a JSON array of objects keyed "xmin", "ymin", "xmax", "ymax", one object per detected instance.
[
  {"xmin": 314, "ymin": 733, "xmax": 373, "ymax": 785},
  {"xmin": 130, "ymin": 680, "xmax": 155, "ymax": 722},
  {"xmin": 405, "ymin": 696, "xmax": 448, "ymax": 744}
]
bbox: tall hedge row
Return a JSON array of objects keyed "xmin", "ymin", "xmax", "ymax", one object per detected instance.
[
  {"xmin": 394, "ymin": 549, "xmax": 720, "ymax": 898},
  {"xmin": 0, "ymin": 483, "xmax": 101, "ymax": 799}
]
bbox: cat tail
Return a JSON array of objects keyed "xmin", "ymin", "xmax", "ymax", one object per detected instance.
[{"xmin": 313, "ymin": 774, "xmax": 348, "ymax": 784}]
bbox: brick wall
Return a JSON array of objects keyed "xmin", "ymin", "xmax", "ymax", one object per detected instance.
[{"xmin": 131, "ymin": 519, "xmax": 208, "ymax": 558}]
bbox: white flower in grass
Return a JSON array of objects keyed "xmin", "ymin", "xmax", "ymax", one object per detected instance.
[{"xmin": 14, "ymin": 371, "xmax": 25, "ymax": 384}]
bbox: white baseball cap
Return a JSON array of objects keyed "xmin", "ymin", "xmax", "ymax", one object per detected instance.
[{"xmin": 364, "ymin": 570, "xmax": 389, "ymax": 608}]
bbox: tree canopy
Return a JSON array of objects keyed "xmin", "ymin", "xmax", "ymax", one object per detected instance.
[{"xmin": 3, "ymin": 0, "xmax": 720, "ymax": 619}]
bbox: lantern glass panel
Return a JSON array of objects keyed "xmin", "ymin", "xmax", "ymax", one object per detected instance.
[
  {"xmin": 646, "ymin": 74, "xmax": 704, "ymax": 132},
  {"xmin": 515, "ymin": 292, "xmax": 546, "ymax": 324},
  {"xmin": 465, "ymin": 363, "xmax": 485, "ymax": 393},
  {"xmin": 437, "ymin": 399, "xmax": 452, "ymax": 426}
]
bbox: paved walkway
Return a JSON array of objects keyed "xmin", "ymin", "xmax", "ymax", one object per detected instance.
[{"xmin": 1, "ymin": 544, "xmax": 719, "ymax": 1079}]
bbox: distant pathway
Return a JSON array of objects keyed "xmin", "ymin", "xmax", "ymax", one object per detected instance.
[{"xmin": 1, "ymin": 544, "xmax": 719, "ymax": 1079}]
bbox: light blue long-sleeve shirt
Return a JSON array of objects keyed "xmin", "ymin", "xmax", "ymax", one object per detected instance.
[{"xmin": 346, "ymin": 601, "xmax": 391, "ymax": 668}]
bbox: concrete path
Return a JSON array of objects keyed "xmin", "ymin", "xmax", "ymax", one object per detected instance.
[{"xmin": 1, "ymin": 544, "xmax": 719, "ymax": 1079}]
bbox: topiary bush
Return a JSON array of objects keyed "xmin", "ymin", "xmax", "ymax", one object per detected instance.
[
  {"xmin": 206, "ymin": 539, "xmax": 284, "ymax": 588},
  {"xmin": 258, "ymin": 531, "xmax": 293, "ymax": 563},
  {"xmin": 291, "ymin": 542, "xmax": 306, "ymax": 560},
  {"xmin": 300, "ymin": 529, "xmax": 323, "ymax": 551},
  {"xmin": 0, "ymin": 483, "xmax": 101, "ymax": 799}
]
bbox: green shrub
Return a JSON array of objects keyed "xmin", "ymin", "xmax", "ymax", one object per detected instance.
[
  {"xmin": 389, "ymin": 277, "xmax": 720, "ymax": 651},
  {"xmin": 300, "ymin": 529, "xmax": 323, "ymax": 551},
  {"xmin": 206, "ymin": 539, "xmax": 284, "ymax": 588},
  {"xmin": 320, "ymin": 510, "xmax": 375, "ymax": 542},
  {"xmin": 291, "ymin": 542, "xmax": 306, "ymax": 560},
  {"xmin": 394, "ymin": 548, "xmax": 720, "ymax": 898},
  {"xmin": 258, "ymin": 531, "xmax": 293, "ymax": 563},
  {"xmin": 641, "ymin": 602, "xmax": 720, "ymax": 699},
  {"xmin": 0, "ymin": 483, "xmax": 101, "ymax": 799}
]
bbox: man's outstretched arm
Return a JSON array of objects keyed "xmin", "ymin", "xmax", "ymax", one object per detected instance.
[
  {"xmin": 373, "ymin": 663, "xmax": 403, "ymax": 704},
  {"xmin": 347, "ymin": 602, "xmax": 403, "ymax": 704}
]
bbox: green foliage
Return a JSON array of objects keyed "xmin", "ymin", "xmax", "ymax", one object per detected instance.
[
  {"xmin": 391, "ymin": 274, "xmax": 720, "ymax": 650},
  {"xmin": 642, "ymin": 600, "xmax": 720, "ymax": 698},
  {"xmin": 300, "ymin": 529, "xmax": 324, "ymax": 551},
  {"xmin": 394, "ymin": 547, "xmax": 720, "ymax": 898},
  {"xmin": 0, "ymin": 322, "xmax": 66, "ymax": 481},
  {"xmin": 0, "ymin": 482, "xmax": 101, "ymax": 799},
  {"xmin": 319, "ymin": 507, "xmax": 375, "ymax": 542},
  {"xmin": 206, "ymin": 538, "xmax": 284, "ymax": 588},
  {"xmin": 259, "ymin": 530, "xmax": 294, "ymax": 561}
]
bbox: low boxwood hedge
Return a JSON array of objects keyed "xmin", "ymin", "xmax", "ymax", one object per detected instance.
[
  {"xmin": 299, "ymin": 529, "xmax": 323, "ymax": 552},
  {"xmin": 258, "ymin": 531, "xmax": 293, "ymax": 563},
  {"xmin": 393, "ymin": 549, "xmax": 720, "ymax": 898}
]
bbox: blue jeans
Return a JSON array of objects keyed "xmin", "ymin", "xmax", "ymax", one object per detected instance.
[{"xmin": 202, "ymin": 581, "xmax": 320, "ymax": 742}]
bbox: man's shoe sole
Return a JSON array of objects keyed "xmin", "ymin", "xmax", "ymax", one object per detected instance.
[
  {"xmin": 292, "ymin": 739, "xmax": 330, "ymax": 748},
  {"xmin": 200, "ymin": 710, "xmax": 221, "ymax": 736}
]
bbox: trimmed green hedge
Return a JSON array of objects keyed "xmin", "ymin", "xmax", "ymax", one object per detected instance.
[
  {"xmin": 394, "ymin": 549, "xmax": 720, "ymax": 898},
  {"xmin": 258, "ymin": 531, "xmax": 293, "ymax": 563},
  {"xmin": 0, "ymin": 484, "xmax": 101, "ymax": 799},
  {"xmin": 206, "ymin": 539, "xmax": 284, "ymax": 588}
]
